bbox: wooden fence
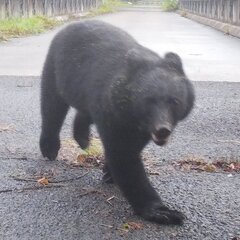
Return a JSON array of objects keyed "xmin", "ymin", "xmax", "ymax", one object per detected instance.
[
  {"xmin": 0, "ymin": 0, "xmax": 102, "ymax": 19},
  {"xmin": 179, "ymin": 0, "xmax": 240, "ymax": 26}
]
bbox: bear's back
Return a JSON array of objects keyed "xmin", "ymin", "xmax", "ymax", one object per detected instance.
[
  {"xmin": 46, "ymin": 20, "xmax": 140, "ymax": 111},
  {"xmin": 51, "ymin": 20, "xmax": 138, "ymax": 59}
]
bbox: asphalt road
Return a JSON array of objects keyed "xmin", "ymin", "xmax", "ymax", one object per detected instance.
[{"xmin": 0, "ymin": 8, "xmax": 240, "ymax": 240}]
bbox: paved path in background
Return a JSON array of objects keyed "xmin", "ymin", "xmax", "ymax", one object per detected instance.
[
  {"xmin": 0, "ymin": 8, "xmax": 240, "ymax": 240},
  {"xmin": 0, "ymin": 9, "xmax": 240, "ymax": 82}
]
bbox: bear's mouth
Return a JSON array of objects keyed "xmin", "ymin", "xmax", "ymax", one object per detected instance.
[{"xmin": 151, "ymin": 133, "xmax": 169, "ymax": 146}]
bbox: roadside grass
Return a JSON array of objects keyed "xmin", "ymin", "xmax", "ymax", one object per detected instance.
[
  {"xmin": 89, "ymin": 0, "xmax": 127, "ymax": 16},
  {"xmin": 0, "ymin": 16, "xmax": 60, "ymax": 41},
  {"xmin": 161, "ymin": 0, "xmax": 178, "ymax": 11},
  {"xmin": 0, "ymin": 0, "xmax": 126, "ymax": 41}
]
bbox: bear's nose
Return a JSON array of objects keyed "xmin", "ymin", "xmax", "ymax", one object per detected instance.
[{"xmin": 156, "ymin": 127, "xmax": 171, "ymax": 139}]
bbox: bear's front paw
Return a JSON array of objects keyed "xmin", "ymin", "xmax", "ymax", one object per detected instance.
[
  {"xmin": 40, "ymin": 135, "xmax": 60, "ymax": 160},
  {"xmin": 138, "ymin": 202, "xmax": 185, "ymax": 225}
]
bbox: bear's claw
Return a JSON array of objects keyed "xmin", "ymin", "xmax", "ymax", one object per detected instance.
[{"xmin": 138, "ymin": 202, "xmax": 185, "ymax": 225}]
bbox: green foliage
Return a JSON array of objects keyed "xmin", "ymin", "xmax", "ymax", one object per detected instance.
[
  {"xmin": 89, "ymin": 0, "xmax": 126, "ymax": 16},
  {"xmin": 0, "ymin": 16, "xmax": 59, "ymax": 41},
  {"xmin": 161, "ymin": 0, "xmax": 178, "ymax": 11},
  {"xmin": 81, "ymin": 138, "xmax": 103, "ymax": 158}
]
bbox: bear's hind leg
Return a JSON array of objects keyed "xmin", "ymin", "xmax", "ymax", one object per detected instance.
[{"xmin": 73, "ymin": 111, "xmax": 92, "ymax": 149}]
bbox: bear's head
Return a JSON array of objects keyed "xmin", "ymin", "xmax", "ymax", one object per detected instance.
[{"xmin": 124, "ymin": 48, "xmax": 195, "ymax": 146}]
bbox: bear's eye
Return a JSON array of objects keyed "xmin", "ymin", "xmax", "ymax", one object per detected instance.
[{"xmin": 169, "ymin": 98, "xmax": 180, "ymax": 106}]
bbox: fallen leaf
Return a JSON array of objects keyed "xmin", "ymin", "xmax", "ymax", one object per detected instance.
[
  {"xmin": 203, "ymin": 164, "xmax": 216, "ymax": 172},
  {"xmin": 37, "ymin": 177, "xmax": 49, "ymax": 185},
  {"xmin": 77, "ymin": 154, "xmax": 86, "ymax": 162}
]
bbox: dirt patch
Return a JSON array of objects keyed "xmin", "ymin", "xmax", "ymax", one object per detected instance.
[{"xmin": 59, "ymin": 137, "xmax": 104, "ymax": 168}]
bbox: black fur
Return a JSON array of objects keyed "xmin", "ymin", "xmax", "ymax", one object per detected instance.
[{"xmin": 40, "ymin": 20, "xmax": 195, "ymax": 225}]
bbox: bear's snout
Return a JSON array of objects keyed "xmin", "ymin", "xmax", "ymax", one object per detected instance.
[{"xmin": 151, "ymin": 125, "xmax": 172, "ymax": 146}]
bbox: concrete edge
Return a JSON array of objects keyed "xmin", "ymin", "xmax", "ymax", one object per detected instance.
[{"xmin": 177, "ymin": 10, "xmax": 240, "ymax": 39}]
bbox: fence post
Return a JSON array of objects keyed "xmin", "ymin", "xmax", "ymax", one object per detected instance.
[{"xmin": 179, "ymin": 0, "xmax": 240, "ymax": 25}]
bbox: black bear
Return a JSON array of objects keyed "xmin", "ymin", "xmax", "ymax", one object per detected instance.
[{"xmin": 40, "ymin": 20, "xmax": 195, "ymax": 225}]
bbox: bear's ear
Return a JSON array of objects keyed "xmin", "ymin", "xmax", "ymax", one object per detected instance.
[
  {"xmin": 163, "ymin": 52, "xmax": 184, "ymax": 74},
  {"xmin": 126, "ymin": 48, "xmax": 147, "ymax": 72}
]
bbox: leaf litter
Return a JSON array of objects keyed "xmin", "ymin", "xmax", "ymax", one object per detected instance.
[
  {"xmin": 59, "ymin": 137, "xmax": 104, "ymax": 167},
  {"xmin": 174, "ymin": 155, "xmax": 240, "ymax": 173},
  {"xmin": 119, "ymin": 221, "xmax": 144, "ymax": 235}
]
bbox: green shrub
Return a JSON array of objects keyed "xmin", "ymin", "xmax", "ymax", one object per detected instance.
[
  {"xmin": 161, "ymin": 0, "xmax": 178, "ymax": 11},
  {"xmin": 0, "ymin": 16, "xmax": 59, "ymax": 41},
  {"xmin": 89, "ymin": 0, "xmax": 126, "ymax": 16}
]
